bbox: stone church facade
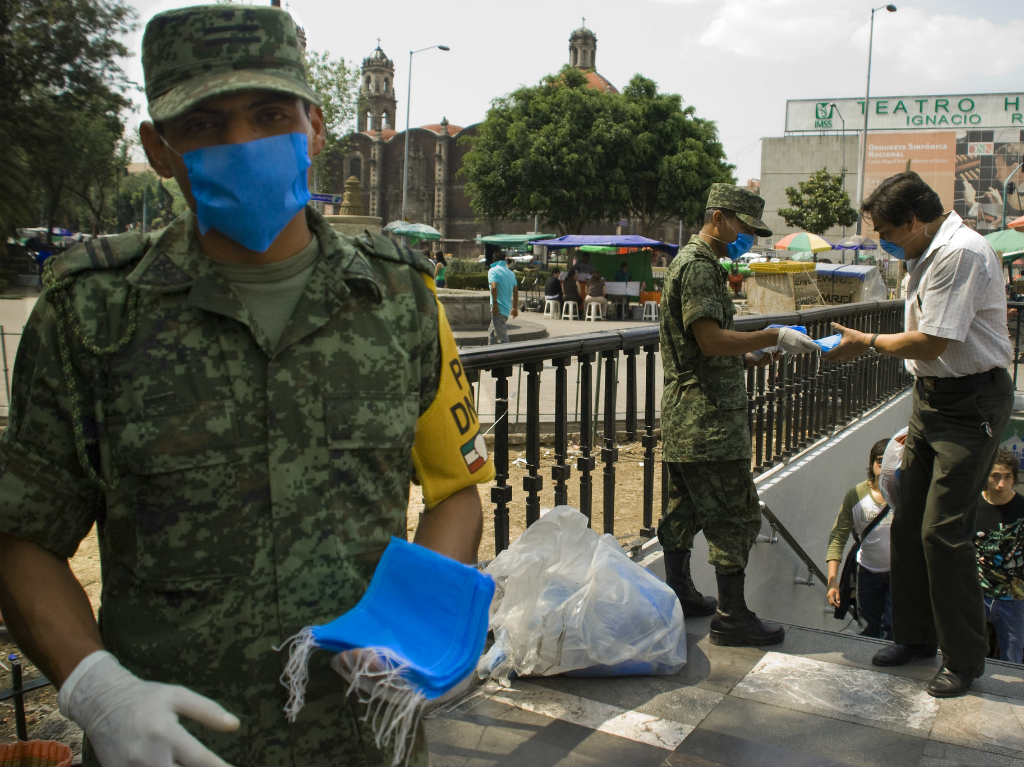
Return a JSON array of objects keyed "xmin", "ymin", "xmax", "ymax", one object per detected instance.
[{"xmin": 342, "ymin": 26, "xmax": 622, "ymax": 257}]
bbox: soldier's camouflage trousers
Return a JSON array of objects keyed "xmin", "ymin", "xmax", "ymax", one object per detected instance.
[{"xmin": 657, "ymin": 459, "xmax": 762, "ymax": 573}]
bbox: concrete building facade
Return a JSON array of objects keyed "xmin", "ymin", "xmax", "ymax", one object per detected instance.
[{"xmin": 760, "ymin": 93, "xmax": 1024, "ymax": 245}]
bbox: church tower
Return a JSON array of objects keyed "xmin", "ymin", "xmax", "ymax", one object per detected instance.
[
  {"xmin": 569, "ymin": 23, "xmax": 597, "ymax": 70},
  {"xmin": 357, "ymin": 44, "xmax": 397, "ymax": 132}
]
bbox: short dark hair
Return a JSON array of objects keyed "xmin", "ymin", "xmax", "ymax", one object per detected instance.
[
  {"xmin": 704, "ymin": 207, "xmax": 735, "ymax": 225},
  {"xmin": 868, "ymin": 438, "xmax": 889, "ymax": 481},
  {"xmin": 861, "ymin": 171, "xmax": 944, "ymax": 228},
  {"xmin": 990, "ymin": 448, "xmax": 1019, "ymax": 485}
]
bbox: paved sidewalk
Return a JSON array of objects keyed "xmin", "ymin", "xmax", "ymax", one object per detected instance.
[{"xmin": 426, "ymin": 617, "xmax": 1024, "ymax": 766}]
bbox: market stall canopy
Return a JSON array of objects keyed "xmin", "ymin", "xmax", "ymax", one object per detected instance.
[
  {"xmin": 985, "ymin": 228, "xmax": 1024, "ymax": 253},
  {"xmin": 529, "ymin": 234, "xmax": 679, "ymax": 255},
  {"xmin": 477, "ymin": 233, "xmax": 556, "ymax": 247},
  {"xmin": 814, "ymin": 263, "xmax": 877, "ymax": 279},
  {"xmin": 382, "ymin": 220, "xmax": 410, "ymax": 233},
  {"xmin": 834, "ymin": 234, "xmax": 878, "ymax": 250}
]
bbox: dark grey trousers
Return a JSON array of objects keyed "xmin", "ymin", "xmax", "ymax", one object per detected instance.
[{"xmin": 893, "ymin": 368, "xmax": 1013, "ymax": 673}]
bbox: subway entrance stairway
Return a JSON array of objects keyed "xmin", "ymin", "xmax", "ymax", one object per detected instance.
[{"xmin": 424, "ymin": 617, "xmax": 1024, "ymax": 766}]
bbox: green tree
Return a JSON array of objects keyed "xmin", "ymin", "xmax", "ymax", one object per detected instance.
[
  {"xmin": 114, "ymin": 172, "xmax": 184, "ymax": 233},
  {"xmin": 461, "ymin": 68, "xmax": 732, "ymax": 235},
  {"xmin": 305, "ymin": 49, "xmax": 359, "ymax": 195},
  {"xmin": 0, "ymin": 0, "xmax": 136, "ymax": 237},
  {"xmin": 460, "ymin": 67, "xmax": 633, "ymax": 233},
  {"xmin": 620, "ymin": 75, "xmax": 733, "ymax": 231},
  {"xmin": 778, "ymin": 168, "xmax": 858, "ymax": 235},
  {"xmin": 65, "ymin": 112, "xmax": 126, "ymax": 235}
]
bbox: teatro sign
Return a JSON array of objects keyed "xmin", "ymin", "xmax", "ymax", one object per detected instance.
[{"xmin": 786, "ymin": 93, "xmax": 1024, "ymax": 132}]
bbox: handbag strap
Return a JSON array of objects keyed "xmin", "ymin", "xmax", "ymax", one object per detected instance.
[{"xmin": 852, "ymin": 503, "xmax": 891, "ymax": 546}]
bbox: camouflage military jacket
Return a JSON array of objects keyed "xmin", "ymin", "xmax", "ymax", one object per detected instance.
[
  {"xmin": 0, "ymin": 208, "xmax": 444, "ymax": 765},
  {"xmin": 659, "ymin": 235, "xmax": 750, "ymax": 462}
]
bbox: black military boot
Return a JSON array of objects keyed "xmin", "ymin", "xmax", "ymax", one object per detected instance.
[
  {"xmin": 664, "ymin": 550, "xmax": 717, "ymax": 617},
  {"xmin": 709, "ymin": 571, "xmax": 785, "ymax": 646}
]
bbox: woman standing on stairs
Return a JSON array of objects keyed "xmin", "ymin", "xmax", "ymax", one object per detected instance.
[{"xmin": 825, "ymin": 439, "xmax": 894, "ymax": 639}]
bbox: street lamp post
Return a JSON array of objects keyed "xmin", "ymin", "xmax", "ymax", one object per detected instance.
[
  {"xmin": 401, "ymin": 44, "xmax": 450, "ymax": 222},
  {"xmin": 855, "ymin": 3, "xmax": 897, "ymax": 235},
  {"xmin": 1003, "ymin": 161, "xmax": 1024, "ymax": 230},
  {"xmin": 829, "ymin": 103, "xmax": 847, "ymax": 241}
]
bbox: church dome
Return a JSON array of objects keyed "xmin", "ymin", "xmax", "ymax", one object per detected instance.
[
  {"xmin": 362, "ymin": 45, "xmax": 393, "ymax": 71},
  {"xmin": 570, "ymin": 26, "xmax": 596, "ymax": 42},
  {"xmin": 582, "ymin": 70, "xmax": 618, "ymax": 94}
]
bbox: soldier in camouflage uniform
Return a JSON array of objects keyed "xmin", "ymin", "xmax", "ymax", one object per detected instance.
[
  {"xmin": 659, "ymin": 183, "xmax": 818, "ymax": 646},
  {"xmin": 0, "ymin": 6, "xmax": 493, "ymax": 766}
]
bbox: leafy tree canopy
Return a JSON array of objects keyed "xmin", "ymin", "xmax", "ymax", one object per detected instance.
[
  {"xmin": 620, "ymin": 75, "xmax": 733, "ymax": 231},
  {"xmin": 0, "ymin": 0, "xmax": 136, "ymax": 237},
  {"xmin": 460, "ymin": 68, "xmax": 733, "ymax": 234},
  {"xmin": 305, "ymin": 49, "xmax": 359, "ymax": 194},
  {"xmin": 778, "ymin": 167, "xmax": 858, "ymax": 235}
]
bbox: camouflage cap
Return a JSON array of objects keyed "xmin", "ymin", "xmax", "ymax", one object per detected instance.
[
  {"xmin": 706, "ymin": 183, "xmax": 772, "ymax": 237},
  {"xmin": 142, "ymin": 4, "xmax": 320, "ymax": 123}
]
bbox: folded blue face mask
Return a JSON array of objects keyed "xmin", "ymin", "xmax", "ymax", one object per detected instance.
[
  {"xmin": 880, "ymin": 238, "xmax": 906, "ymax": 260},
  {"xmin": 179, "ymin": 132, "xmax": 312, "ymax": 253}
]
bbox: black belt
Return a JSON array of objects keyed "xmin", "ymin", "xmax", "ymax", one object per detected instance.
[{"xmin": 916, "ymin": 367, "xmax": 1002, "ymax": 393}]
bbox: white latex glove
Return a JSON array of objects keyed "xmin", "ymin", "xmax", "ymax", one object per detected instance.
[
  {"xmin": 776, "ymin": 326, "xmax": 820, "ymax": 355},
  {"xmin": 58, "ymin": 650, "xmax": 239, "ymax": 767}
]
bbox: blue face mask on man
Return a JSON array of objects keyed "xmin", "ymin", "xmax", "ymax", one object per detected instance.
[
  {"xmin": 728, "ymin": 232, "xmax": 755, "ymax": 260},
  {"xmin": 711, "ymin": 215, "xmax": 755, "ymax": 259},
  {"xmin": 168, "ymin": 132, "xmax": 312, "ymax": 253},
  {"xmin": 879, "ymin": 239, "xmax": 907, "ymax": 260}
]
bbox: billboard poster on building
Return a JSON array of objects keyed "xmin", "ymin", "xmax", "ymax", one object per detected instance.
[
  {"xmin": 862, "ymin": 132, "xmax": 955, "ymax": 233},
  {"xmin": 855, "ymin": 129, "xmax": 1024, "ymax": 235},
  {"xmin": 954, "ymin": 128, "xmax": 1024, "ymax": 233}
]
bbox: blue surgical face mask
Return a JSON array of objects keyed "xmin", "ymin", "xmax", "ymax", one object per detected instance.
[
  {"xmin": 728, "ymin": 232, "xmax": 755, "ymax": 260},
  {"xmin": 168, "ymin": 132, "xmax": 312, "ymax": 253},
  {"xmin": 708, "ymin": 215, "xmax": 754, "ymax": 259},
  {"xmin": 879, "ymin": 239, "xmax": 906, "ymax": 260},
  {"xmin": 720, "ymin": 216, "xmax": 754, "ymax": 259}
]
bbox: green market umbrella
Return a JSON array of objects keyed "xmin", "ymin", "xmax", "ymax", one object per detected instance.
[
  {"xmin": 986, "ymin": 228, "xmax": 1024, "ymax": 254},
  {"xmin": 383, "ymin": 220, "xmax": 410, "ymax": 233},
  {"xmin": 391, "ymin": 222, "xmax": 442, "ymax": 245}
]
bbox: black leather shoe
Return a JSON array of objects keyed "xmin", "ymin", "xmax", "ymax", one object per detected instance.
[
  {"xmin": 871, "ymin": 642, "xmax": 937, "ymax": 667},
  {"xmin": 927, "ymin": 666, "xmax": 979, "ymax": 698}
]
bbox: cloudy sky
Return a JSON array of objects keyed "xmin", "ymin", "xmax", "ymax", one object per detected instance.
[{"xmin": 121, "ymin": 0, "xmax": 1024, "ymax": 185}]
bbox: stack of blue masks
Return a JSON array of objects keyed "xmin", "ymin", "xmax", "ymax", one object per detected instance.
[
  {"xmin": 308, "ymin": 537, "xmax": 494, "ymax": 699},
  {"xmin": 813, "ymin": 333, "xmax": 842, "ymax": 352}
]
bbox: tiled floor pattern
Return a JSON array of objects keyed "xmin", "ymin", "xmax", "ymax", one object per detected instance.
[{"xmin": 425, "ymin": 625, "xmax": 1024, "ymax": 766}]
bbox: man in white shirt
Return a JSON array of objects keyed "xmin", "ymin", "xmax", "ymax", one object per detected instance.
[{"xmin": 828, "ymin": 171, "xmax": 1013, "ymax": 698}]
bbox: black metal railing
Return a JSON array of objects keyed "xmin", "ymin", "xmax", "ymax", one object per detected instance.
[{"xmin": 461, "ymin": 300, "xmax": 913, "ymax": 555}]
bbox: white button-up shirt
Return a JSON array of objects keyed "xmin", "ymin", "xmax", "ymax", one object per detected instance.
[{"xmin": 904, "ymin": 210, "xmax": 1012, "ymax": 378}]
